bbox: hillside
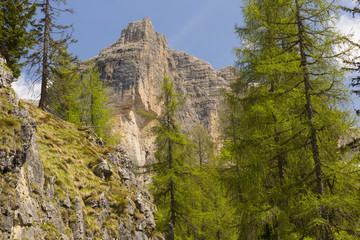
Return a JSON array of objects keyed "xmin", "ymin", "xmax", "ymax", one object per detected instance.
[{"xmin": 0, "ymin": 57, "xmax": 162, "ymax": 240}]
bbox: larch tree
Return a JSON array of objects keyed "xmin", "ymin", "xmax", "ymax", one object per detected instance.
[
  {"xmin": 221, "ymin": 0, "xmax": 360, "ymax": 239},
  {"xmin": 49, "ymin": 60, "xmax": 112, "ymax": 140},
  {"xmin": 47, "ymin": 46, "xmax": 79, "ymax": 120},
  {"xmin": 0, "ymin": 0, "xmax": 38, "ymax": 78},
  {"xmin": 147, "ymin": 76, "xmax": 196, "ymax": 239},
  {"xmin": 26, "ymin": 0, "xmax": 76, "ymax": 109},
  {"xmin": 188, "ymin": 122, "xmax": 236, "ymax": 240},
  {"xmin": 80, "ymin": 62, "xmax": 112, "ymax": 139}
]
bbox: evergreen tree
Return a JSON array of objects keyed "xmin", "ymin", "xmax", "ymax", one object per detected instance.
[
  {"xmin": 26, "ymin": 0, "xmax": 76, "ymax": 109},
  {"xmin": 188, "ymin": 123, "xmax": 236, "ymax": 240},
  {"xmin": 0, "ymin": 0, "xmax": 38, "ymax": 78},
  {"xmin": 49, "ymin": 60, "xmax": 112, "ymax": 139},
  {"xmin": 222, "ymin": 0, "xmax": 360, "ymax": 239},
  {"xmin": 147, "ymin": 77, "xmax": 195, "ymax": 239},
  {"xmin": 47, "ymin": 46, "xmax": 80, "ymax": 121},
  {"xmin": 80, "ymin": 62, "xmax": 112, "ymax": 139}
]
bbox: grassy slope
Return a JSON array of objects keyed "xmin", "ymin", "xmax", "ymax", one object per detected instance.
[{"xmin": 27, "ymin": 103, "xmax": 130, "ymax": 238}]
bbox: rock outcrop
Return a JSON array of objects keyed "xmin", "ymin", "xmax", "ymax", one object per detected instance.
[
  {"xmin": 88, "ymin": 18, "xmax": 236, "ymax": 166},
  {"xmin": 0, "ymin": 57, "xmax": 162, "ymax": 239}
]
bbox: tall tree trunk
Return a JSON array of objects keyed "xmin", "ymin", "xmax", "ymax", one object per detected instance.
[
  {"xmin": 295, "ymin": 1, "xmax": 331, "ymax": 239},
  {"xmin": 295, "ymin": 0, "xmax": 323, "ymax": 197},
  {"xmin": 38, "ymin": 0, "xmax": 50, "ymax": 109}
]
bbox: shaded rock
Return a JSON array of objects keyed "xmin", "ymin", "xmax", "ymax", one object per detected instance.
[
  {"xmin": 99, "ymin": 193, "xmax": 111, "ymax": 220},
  {"xmin": 0, "ymin": 57, "xmax": 12, "ymax": 87},
  {"xmin": 93, "ymin": 159, "xmax": 113, "ymax": 181},
  {"xmin": 72, "ymin": 197, "xmax": 85, "ymax": 240},
  {"xmin": 126, "ymin": 197, "xmax": 135, "ymax": 216},
  {"xmin": 133, "ymin": 193, "xmax": 151, "ymax": 214},
  {"xmin": 46, "ymin": 176, "xmax": 55, "ymax": 200},
  {"xmin": 96, "ymin": 138, "xmax": 104, "ymax": 147},
  {"xmin": 107, "ymin": 152, "xmax": 121, "ymax": 166}
]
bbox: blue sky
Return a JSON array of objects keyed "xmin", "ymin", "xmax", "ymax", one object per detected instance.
[
  {"xmin": 12, "ymin": 0, "xmax": 360, "ymax": 101},
  {"xmin": 60, "ymin": 0, "xmax": 243, "ymax": 70}
]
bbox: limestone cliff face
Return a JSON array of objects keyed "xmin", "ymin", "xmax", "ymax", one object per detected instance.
[{"xmin": 89, "ymin": 18, "xmax": 236, "ymax": 166}]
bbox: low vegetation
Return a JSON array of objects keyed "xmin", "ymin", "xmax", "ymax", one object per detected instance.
[{"xmin": 27, "ymin": 103, "xmax": 129, "ymax": 238}]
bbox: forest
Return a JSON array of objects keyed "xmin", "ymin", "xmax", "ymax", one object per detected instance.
[{"xmin": 2, "ymin": 0, "xmax": 360, "ymax": 239}]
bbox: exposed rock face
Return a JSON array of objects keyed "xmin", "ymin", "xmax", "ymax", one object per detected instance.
[
  {"xmin": 89, "ymin": 18, "xmax": 236, "ymax": 166},
  {"xmin": 0, "ymin": 57, "xmax": 163, "ymax": 239}
]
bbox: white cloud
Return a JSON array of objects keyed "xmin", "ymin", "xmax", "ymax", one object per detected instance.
[
  {"xmin": 11, "ymin": 74, "xmax": 41, "ymax": 100},
  {"xmin": 337, "ymin": 14, "xmax": 360, "ymax": 43},
  {"xmin": 334, "ymin": 13, "xmax": 360, "ymax": 66}
]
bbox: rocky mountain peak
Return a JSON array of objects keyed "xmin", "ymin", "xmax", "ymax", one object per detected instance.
[
  {"xmin": 98, "ymin": 17, "xmax": 168, "ymax": 58},
  {"xmin": 119, "ymin": 17, "xmax": 157, "ymax": 44},
  {"xmin": 90, "ymin": 18, "xmax": 237, "ymax": 166}
]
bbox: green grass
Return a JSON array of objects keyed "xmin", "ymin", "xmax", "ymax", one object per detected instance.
[{"xmin": 26, "ymin": 103, "xmax": 131, "ymax": 238}]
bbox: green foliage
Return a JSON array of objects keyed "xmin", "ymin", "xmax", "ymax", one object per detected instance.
[
  {"xmin": 27, "ymin": 103, "xmax": 131, "ymax": 239},
  {"xmin": 221, "ymin": 0, "xmax": 360, "ymax": 239},
  {"xmin": 81, "ymin": 63, "xmax": 112, "ymax": 139},
  {"xmin": 147, "ymin": 77, "xmax": 194, "ymax": 238},
  {"xmin": 47, "ymin": 47, "xmax": 80, "ymax": 120},
  {"xmin": 26, "ymin": 0, "xmax": 76, "ymax": 109},
  {"xmin": 48, "ymin": 60, "xmax": 112, "ymax": 140},
  {"xmin": 148, "ymin": 78, "xmax": 236, "ymax": 239},
  {"xmin": 0, "ymin": 0, "xmax": 38, "ymax": 78}
]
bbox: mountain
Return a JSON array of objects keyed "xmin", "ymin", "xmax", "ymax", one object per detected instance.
[{"xmin": 86, "ymin": 18, "xmax": 236, "ymax": 166}]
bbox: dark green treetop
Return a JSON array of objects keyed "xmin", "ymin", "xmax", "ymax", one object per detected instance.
[{"xmin": 0, "ymin": 0, "xmax": 38, "ymax": 78}]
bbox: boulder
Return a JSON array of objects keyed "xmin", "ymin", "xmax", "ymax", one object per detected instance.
[{"xmin": 93, "ymin": 159, "xmax": 113, "ymax": 181}]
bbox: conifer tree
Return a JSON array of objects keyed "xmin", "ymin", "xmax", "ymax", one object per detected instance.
[
  {"xmin": 80, "ymin": 62, "xmax": 112, "ymax": 139},
  {"xmin": 222, "ymin": 0, "xmax": 360, "ymax": 239},
  {"xmin": 27, "ymin": 0, "xmax": 76, "ymax": 109},
  {"xmin": 0, "ymin": 0, "xmax": 38, "ymax": 78},
  {"xmin": 147, "ymin": 77, "xmax": 196, "ymax": 239},
  {"xmin": 188, "ymin": 123, "xmax": 236, "ymax": 240},
  {"xmin": 47, "ymin": 46, "xmax": 79, "ymax": 121},
  {"xmin": 49, "ymin": 60, "xmax": 111, "ymax": 139}
]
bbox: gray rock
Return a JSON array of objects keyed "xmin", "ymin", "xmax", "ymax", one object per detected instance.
[
  {"xmin": 72, "ymin": 197, "xmax": 85, "ymax": 240},
  {"xmin": 114, "ymin": 145, "xmax": 126, "ymax": 154},
  {"xmin": 96, "ymin": 138, "xmax": 104, "ymax": 147},
  {"xmin": 87, "ymin": 135, "xmax": 96, "ymax": 144},
  {"xmin": 93, "ymin": 158, "xmax": 113, "ymax": 181},
  {"xmin": 132, "ymin": 193, "xmax": 151, "ymax": 214},
  {"xmin": 107, "ymin": 152, "xmax": 122, "ymax": 166},
  {"xmin": 0, "ymin": 209, "xmax": 13, "ymax": 239},
  {"xmin": 135, "ymin": 231, "xmax": 149, "ymax": 240},
  {"xmin": 99, "ymin": 193, "xmax": 111, "ymax": 220},
  {"xmin": 136, "ymin": 219, "xmax": 147, "ymax": 231},
  {"xmin": 102, "ymin": 228, "xmax": 110, "ymax": 240},
  {"xmin": 59, "ymin": 188, "xmax": 71, "ymax": 208},
  {"xmin": 118, "ymin": 167, "xmax": 130, "ymax": 181},
  {"xmin": 0, "ymin": 57, "xmax": 12, "ymax": 87},
  {"xmin": 126, "ymin": 197, "xmax": 135, "ymax": 216},
  {"xmin": 46, "ymin": 176, "xmax": 55, "ymax": 200}
]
